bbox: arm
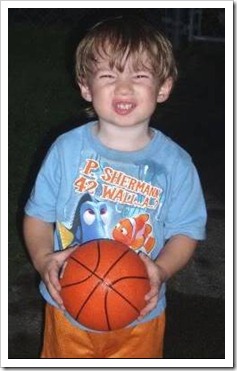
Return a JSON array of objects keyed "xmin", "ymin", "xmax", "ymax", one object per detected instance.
[
  {"xmin": 155, "ymin": 234, "xmax": 197, "ymax": 280},
  {"xmin": 138, "ymin": 234, "xmax": 197, "ymax": 319},
  {"xmin": 23, "ymin": 215, "xmax": 74, "ymax": 310}
]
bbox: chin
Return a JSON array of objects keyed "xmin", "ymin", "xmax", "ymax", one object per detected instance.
[{"xmin": 109, "ymin": 116, "xmax": 148, "ymax": 127}]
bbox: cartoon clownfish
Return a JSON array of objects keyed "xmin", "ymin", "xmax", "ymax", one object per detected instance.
[{"xmin": 112, "ymin": 214, "xmax": 155, "ymax": 254}]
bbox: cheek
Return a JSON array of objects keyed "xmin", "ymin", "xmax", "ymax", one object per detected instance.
[
  {"xmin": 141, "ymin": 89, "xmax": 159, "ymax": 107},
  {"xmin": 150, "ymin": 89, "xmax": 160, "ymax": 105},
  {"xmin": 140, "ymin": 84, "xmax": 159, "ymax": 98},
  {"xmin": 90, "ymin": 85, "xmax": 110, "ymax": 102}
]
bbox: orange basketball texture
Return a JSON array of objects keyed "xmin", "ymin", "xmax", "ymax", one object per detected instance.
[{"xmin": 60, "ymin": 239, "xmax": 150, "ymax": 331}]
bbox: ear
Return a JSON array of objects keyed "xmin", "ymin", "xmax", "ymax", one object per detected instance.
[
  {"xmin": 157, "ymin": 77, "xmax": 173, "ymax": 103},
  {"xmin": 78, "ymin": 82, "xmax": 92, "ymax": 102}
]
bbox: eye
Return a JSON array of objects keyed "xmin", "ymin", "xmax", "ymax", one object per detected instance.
[
  {"xmin": 121, "ymin": 228, "xmax": 128, "ymax": 236},
  {"xmin": 99, "ymin": 74, "xmax": 115, "ymax": 79},
  {"xmin": 100, "ymin": 207, "xmax": 108, "ymax": 224},
  {"xmin": 100, "ymin": 207, "xmax": 107, "ymax": 215},
  {"xmin": 134, "ymin": 74, "xmax": 149, "ymax": 79},
  {"xmin": 83, "ymin": 209, "xmax": 96, "ymax": 225}
]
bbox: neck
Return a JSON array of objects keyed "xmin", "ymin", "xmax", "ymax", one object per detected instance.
[{"xmin": 94, "ymin": 121, "xmax": 153, "ymax": 152}]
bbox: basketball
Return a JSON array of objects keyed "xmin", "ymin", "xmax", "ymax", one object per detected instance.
[{"xmin": 60, "ymin": 239, "xmax": 150, "ymax": 331}]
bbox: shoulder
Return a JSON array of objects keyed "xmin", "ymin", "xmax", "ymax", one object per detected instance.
[
  {"xmin": 41, "ymin": 121, "xmax": 94, "ymax": 167},
  {"xmin": 46, "ymin": 121, "xmax": 96, "ymax": 160},
  {"xmin": 54, "ymin": 121, "xmax": 93, "ymax": 148},
  {"xmin": 153, "ymin": 129, "xmax": 192, "ymax": 167}
]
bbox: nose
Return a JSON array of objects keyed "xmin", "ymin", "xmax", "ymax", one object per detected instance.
[{"xmin": 114, "ymin": 78, "xmax": 133, "ymax": 95}]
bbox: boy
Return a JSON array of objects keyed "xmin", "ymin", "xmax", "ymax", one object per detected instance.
[{"xmin": 23, "ymin": 16, "xmax": 207, "ymax": 358}]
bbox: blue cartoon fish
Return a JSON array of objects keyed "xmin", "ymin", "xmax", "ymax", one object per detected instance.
[{"xmin": 57, "ymin": 193, "xmax": 110, "ymax": 249}]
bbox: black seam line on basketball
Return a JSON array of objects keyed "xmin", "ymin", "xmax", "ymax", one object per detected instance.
[
  {"xmin": 69, "ymin": 256, "xmax": 108, "ymax": 286},
  {"xmin": 111, "ymin": 276, "xmax": 148, "ymax": 285},
  {"xmin": 104, "ymin": 286, "xmax": 140, "ymax": 332},
  {"xmin": 104, "ymin": 290, "xmax": 111, "ymax": 331},
  {"xmin": 63, "ymin": 241, "xmax": 102, "ymax": 288},
  {"xmin": 75, "ymin": 281, "xmax": 103, "ymax": 322},
  {"xmin": 105, "ymin": 282, "xmax": 142, "ymax": 314},
  {"xmin": 68, "ymin": 255, "xmax": 102, "ymax": 281},
  {"xmin": 72, "ymin": 240, "xmax": 101, "ymax": 274},
  {"xmin": 61, "ymin": 275, "xmax": 93, "ymax": 289},
  {"xmin": 68, "ymin": 245, "xmax": 130, "ymax": 285},
  {"xmin": 102, "ymin": 248, "xmax": 131, "ymax": 280}
]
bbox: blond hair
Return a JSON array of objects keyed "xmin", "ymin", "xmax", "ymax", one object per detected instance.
[{"xmin": 75, "ymin": 16, "xmax": 178, "ymax": 86}]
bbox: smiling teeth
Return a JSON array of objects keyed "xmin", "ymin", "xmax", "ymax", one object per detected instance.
[{"xmin": 117, "ymin": 103, "xmax": 133, "ymax": 109}]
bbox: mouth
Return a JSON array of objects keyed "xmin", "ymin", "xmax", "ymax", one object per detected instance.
[{"xmin": 112, "ymin": 101, "xmax": 136, "ymax": 115}]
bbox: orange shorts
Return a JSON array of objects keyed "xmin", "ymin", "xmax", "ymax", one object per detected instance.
[{"xmin": 41, "ymin": 304, "xmax": 166, "ymax": 359}]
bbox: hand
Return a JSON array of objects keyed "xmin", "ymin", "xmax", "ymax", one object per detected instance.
[
  {"xmin": 137, "ymin": 253, "xmax": 167, "ymax": 320},
  {"xmin": 36, "ymin": 247, "xmax": 75, "ymax": 310}
]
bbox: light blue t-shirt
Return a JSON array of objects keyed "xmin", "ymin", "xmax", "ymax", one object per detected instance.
[{"xmin": 25, "ymin": 121, "xmax": 207, "ymax": 331}]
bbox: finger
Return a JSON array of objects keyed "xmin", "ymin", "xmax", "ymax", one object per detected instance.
[
  {"xmin": 138, "ymin": 252, "xmax": 150, "ymax": 265},
  {"xmin": 47, "ymin": 280, "xmax": 65, "ymax": 310},
  {"xmin": 139, "ymin": 252, "xmax": 158, "ymax": 279},
  {"xmin": 59, "ymin": 261, "xmax": 68, "ymax": 279},
  {"xmin": 145, "ymin": 286, "xmax": 159, "ymax": 301},
  {"xmin": 48, "ymin": 267, "xmax": 61, "ymax": 291},
  {"xmin": 138, "ymin": 296, "xmax": 158, "ymax": 320},
  {"xmin": 58, "ymin": 246, "xmax": 75, "ymax": 261}
]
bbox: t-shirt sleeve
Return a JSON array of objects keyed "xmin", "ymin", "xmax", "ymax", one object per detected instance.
[
  {"xmin": 24, "ymin": 142, "xmax": 61, "ymax": 222},
  {"xmin": 164, "ymin": 158, "xmax": 207, "ymax": 241}
]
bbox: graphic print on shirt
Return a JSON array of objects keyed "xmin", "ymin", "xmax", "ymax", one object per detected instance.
[
  {"xmin": 57, "ymin": 157, "xmax": 166, "ymax": 256},
  {"xmin": 112, "ymin": 213, "xmax": 155, "ymax": 253},
  {"xmin": 57, "ymin": 193, "xmax": 110, "ymax": 247}
]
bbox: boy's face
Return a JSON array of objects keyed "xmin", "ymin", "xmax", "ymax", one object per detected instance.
[{"xmin": 79, "ymin": 51, "xmax": 172, "ymax": 129}]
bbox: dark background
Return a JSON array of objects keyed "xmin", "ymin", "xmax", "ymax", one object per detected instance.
[{"xmin": 8, "ymin": 8, "xmax": 225, "ymax": 359}]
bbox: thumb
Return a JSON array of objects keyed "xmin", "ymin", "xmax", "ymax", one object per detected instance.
[
  {"xmin": 60, "ymin": 247, "xmax": 75, "ymax": 261},
  {"xmin": 138, "ymin": 251, "xmax": 150, "ymax": 265},
  {"xmin": 56, "ymin": 246, "xmax": 76, "ymax": 280}
]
